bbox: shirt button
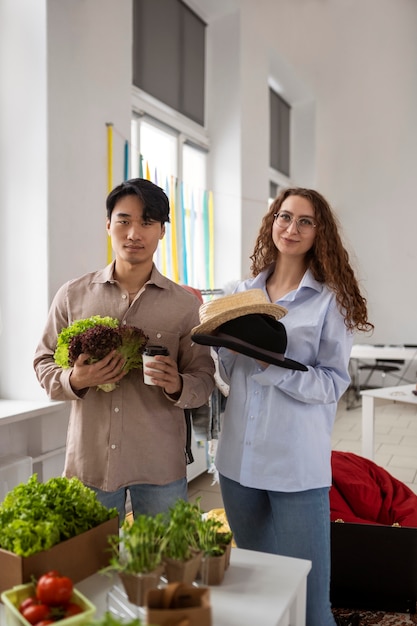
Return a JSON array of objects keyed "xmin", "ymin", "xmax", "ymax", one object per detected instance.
[
  {"xmin": 114, "ymin": 407, "xmax": 120, "ymax": 413},
  {"xmin": 122, "ymin": 294, "xmax": 127, "ymax": 300},
  {"xmin": 122, "ymin": 320, "xmax": 127, "ymax": 325},
  {"xmin": 111, "ymin": 444, "xmax": 116, "ymax": 450},
  {"xmin": 156, "ymin": 332, "xmax": 162, "ymax": 338},
  {"xmin": 250, "ymin": 415, "xmax": 255, "ymax": 420}
]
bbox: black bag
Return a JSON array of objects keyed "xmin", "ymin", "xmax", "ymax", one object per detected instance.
[{"xmin": 184, "ymin": 388, "xmax": 226, "ymax": 464}]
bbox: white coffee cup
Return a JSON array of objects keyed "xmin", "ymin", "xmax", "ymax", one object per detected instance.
[{"xmin": 142, "ymin": 345, "xmax": 169, "ymax": 385}]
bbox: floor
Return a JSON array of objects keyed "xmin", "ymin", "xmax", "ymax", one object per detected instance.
[{"xmin": 188, "ymin": 387, "xmax": 417, "ymax": 511}]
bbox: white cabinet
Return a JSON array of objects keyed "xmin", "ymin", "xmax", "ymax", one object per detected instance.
[
  {"xmin": 0, "ymin": 400, "xmax": 69, "ymax": 483},
  {"xmin": 0, "ymin": 401, "xmax": 208, "ymax": 488}
]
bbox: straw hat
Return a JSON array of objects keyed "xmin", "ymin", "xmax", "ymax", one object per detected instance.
[{"xmin": 192, "ymin": 289, "xmax": 287, "ymax": 336}]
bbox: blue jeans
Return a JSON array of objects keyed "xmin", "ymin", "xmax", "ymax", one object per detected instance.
[
  {"xmin": 89, "ymin": 477, "xmax": 188, "ymax": 525},
  {"xmin": 219, "ymin": 474, "xmax": 336, "ymax": 626}
]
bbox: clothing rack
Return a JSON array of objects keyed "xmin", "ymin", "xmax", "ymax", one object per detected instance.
[{"xmin": 199, "ymin": 288, "xmax": 224, "ymax": 296}]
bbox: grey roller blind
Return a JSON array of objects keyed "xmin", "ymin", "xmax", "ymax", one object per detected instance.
[
  {"xmin": 270, "ymin": 88, "xmax": 290, "ymax": 177},
  {"xmin": 133, "ymin": 0, "xmax": 206, "ymax": 126}
]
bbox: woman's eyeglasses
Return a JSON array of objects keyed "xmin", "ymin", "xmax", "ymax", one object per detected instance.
[{"xmin": 273, "ymin": 212, "xmax": 316, "ymax": 234}]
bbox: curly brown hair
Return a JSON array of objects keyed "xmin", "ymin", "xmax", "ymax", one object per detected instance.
[{"xmin": 250, "ymin": 188, "xmax": 373, "ymax": 332}]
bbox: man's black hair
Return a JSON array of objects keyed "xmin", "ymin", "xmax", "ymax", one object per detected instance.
[{"xmin": 106, "ymin": 178, "xmax": 170, "ymax": 224}]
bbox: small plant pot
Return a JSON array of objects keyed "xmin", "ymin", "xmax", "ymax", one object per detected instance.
[
  {"xmin": 199, "ymin": 552, "xmax": 226, "ymax": 585},
  {"xmin": 119, "ymin": 566, "xmax": 164, "ymax": 606},
  {"xmin": 163, "ymin": 551, "xmax": 203, "ymax": 585},
  {"xmin": 222, "ymin": 541, "xmax": 232, "ymax": 570}
]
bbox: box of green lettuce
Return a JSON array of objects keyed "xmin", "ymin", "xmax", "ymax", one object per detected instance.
[
  {"xmin": 0, "ymin": 474, "xmax": 119, "ymax": 595},
  {"xmin": 0, "ymin": 516, "xmax": 118, "ymax": 595}
]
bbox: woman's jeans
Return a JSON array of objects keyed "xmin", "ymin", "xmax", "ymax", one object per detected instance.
[
  {"xmin": 219, "ymin": 474, "xmax": 336, "ymax": 626},
  {"xmin": 89, "ymin": 477, "xmax": 188, "ymax": 524}
]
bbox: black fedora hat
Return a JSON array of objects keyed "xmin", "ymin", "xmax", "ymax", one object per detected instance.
[{"xmin": 192, "ymin": 313, "xmax": 307, "ymax": 371}]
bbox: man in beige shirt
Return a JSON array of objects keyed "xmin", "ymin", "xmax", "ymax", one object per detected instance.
[{"xmin": 34, "ymin": 178, "xmax": 215, "ymax": 522}]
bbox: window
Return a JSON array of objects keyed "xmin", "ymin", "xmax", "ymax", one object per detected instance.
[
  {"xmin": 270, "ymin": 88, "xmax": 290, "ymax": 177},
  {"xmin": 130, "ymin": 116, "xmax": 212, "ymax": 289},
  {"xmin": 132, "ymin": 0, "xmax": 206, "ymax": 126}
]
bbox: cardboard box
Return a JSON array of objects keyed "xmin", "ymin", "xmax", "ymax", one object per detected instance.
[
  {"xmin": 1, "ymin": 582, "xmax": 96, "ymax": 626},
  {"xmin": 0, "ymin": 517, "xmax": 118, "ymax": 596},
  {"xmin": 146, "ymin": 584, "xmax": 211, "ymax": 626},
  {"xmin": 331, "ymin": 521, "xmax": 417, "ymax": 613}
]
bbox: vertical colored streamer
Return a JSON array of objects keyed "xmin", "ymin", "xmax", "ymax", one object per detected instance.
[
  {"xmin": 208, "ymin": 191, "xmax": 214, "ymax": 289},
  {"xmin": 106, "ymin": 123, "xmax": 113, "ymax": 264},
  {"xmin": 203, "ymin": 190, "xmax": 210, "ymax": 289},
  {"xmin": 194, "ymin": 188, "xmax": 204, "ymax": 289},
  {"xmin": 180, "ymin": 182, "xmax": 188, "ymax": 284},
  {"xmin": 156, "ymin": 168, "xmax": 167, "ymax": 276},
  {"xmin": 124, "ymin": 140, "xmax": 129, "ymax": 180},
  {"xmin": 162, "ymin": 177, "xmax": 172, "ymax": 279},
  {"xmin": 169, "ymin": 176, "xmax": 180, "ymax": 283},
  {"xmin": 189, "ymin": 189, "xmax": 196, "ymax": 285}
]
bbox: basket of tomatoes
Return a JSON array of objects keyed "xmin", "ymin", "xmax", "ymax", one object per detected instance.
[{"xmin": 1, "ymin": 570, "xmax": 95, "ymax": 626}]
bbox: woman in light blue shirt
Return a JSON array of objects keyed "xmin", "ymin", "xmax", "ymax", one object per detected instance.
[{"xmin": 216, "ymin": 188, "xmax": 373, "ymax": 626}]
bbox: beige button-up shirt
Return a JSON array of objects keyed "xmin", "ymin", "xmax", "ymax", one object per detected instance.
[{"xmin": 34, "ymin": 263, "xmax": 215, "ymax": 491}]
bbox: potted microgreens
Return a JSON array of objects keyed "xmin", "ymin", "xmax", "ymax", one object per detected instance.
[
  {"xmin": 162, "ymin": 499, "xmax": 204, "ymax": 585},
  {"xmin": 196, "ymin": 516, "xmax": 233, "ymax": 585},
  {"xmin": 102, "ymin": 513, "xmax": 168, "ymax": 606}
]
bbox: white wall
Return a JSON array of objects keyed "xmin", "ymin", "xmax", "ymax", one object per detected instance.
[
  {"xmin": 0, "ymin": 0, "xmax": 48, "ymax": 399},
  {"xmin": 1, "ymin": 0, "xmax": 417, "ymax": 400},
  {"xmin": 254, "ymin": 0, "xmax": 417, "ymax": 344}
]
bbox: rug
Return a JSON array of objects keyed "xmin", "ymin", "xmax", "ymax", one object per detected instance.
[{"xmin": 333, "ymin": 608, "xmax": 417, "ymax": 625}]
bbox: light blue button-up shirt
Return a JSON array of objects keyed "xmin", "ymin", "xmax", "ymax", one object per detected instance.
[{"xmin": 215, "ymin": 268, "xmax": 353, "ymax": 491}]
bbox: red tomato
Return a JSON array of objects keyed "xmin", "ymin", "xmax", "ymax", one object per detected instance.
[
  {"xmin": 20, "ymin": 603, "xmax": 50, "ymax": 625},
  {"xmin": 33, "ymin": 622, "xmax": 55, "ymax": 626},
  {"xmin": 36, "ymin": 570, "xmax": 73, "ymax": 606},
  {"xmin": 63, "ymin": 601, "xmax": 83, "ymax": 617},
  {"xmin": 18, "ymin": 597, "xmax": 37, "ymax": 612}
]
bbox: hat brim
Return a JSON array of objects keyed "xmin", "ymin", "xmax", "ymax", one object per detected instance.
[
  {"xmin": 192, "ymin": 331, "xmax": 308, "ymax": 371},
  {"xmin": 192, "ymin": 302, "xmax": 287, "ymax": 335}
]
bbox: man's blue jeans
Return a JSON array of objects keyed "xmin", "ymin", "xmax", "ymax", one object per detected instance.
[
  {"xmin": 219, "ymin": 474, "xmax": 337, "ymax": 626},
  {"xmin": 89, "ymin": 477, "xmax": 188, "ymax": 524}
]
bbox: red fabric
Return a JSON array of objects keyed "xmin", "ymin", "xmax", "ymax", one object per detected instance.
[
  {"xmin": 181, "ymin": 285, "xmax": 204, "ymax": 304},
  {"xmin": 330, "ymin": 451, "xmax": 417, "ymax": 527}
]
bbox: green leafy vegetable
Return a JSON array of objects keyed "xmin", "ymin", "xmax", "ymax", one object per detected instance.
[
  {"xmin": 0, "ymin": 474, "xmax": 117, "ymax": 556},
  {"xmin": 102, "ymin": 512, "xmax": 168, "ymax": 575},
  {"xmin": 54, "ymin": 315, "xmax": 149, "ymax": 391},
  {"xmin": 54, "ymin": 315, "xmax": 119, "ymax": 367}
]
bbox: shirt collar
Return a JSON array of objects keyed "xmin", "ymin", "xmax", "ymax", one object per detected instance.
[
  {"xmin": 252, "ymin": 266, "xmax": 323, "ymax": 297},
  {"xmin": 92, "ymin": 262, "xmax": 170, "ymax": 290}
]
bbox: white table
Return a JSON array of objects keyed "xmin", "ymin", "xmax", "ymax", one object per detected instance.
[
  {"xmin": 346, "ymin": 345, "xmax": 417, "ymax": 410},
  {"xmin": 361, "ymin": 383, "xmax": 417, "ymax": 459},
  {"xmin": 351, "ymin": 345, "xmax": 417, "ymax": 362},
  {"xmin": 66, "ymin": 548, "xmax": 311, "ymax": 626},
  {"xmin": 0, "ymin": 549, "xmax": 310, "ymax": 625},
  {"xmin": 350, "ymin": 345, "xmax": 417, "ymax": 386}
]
